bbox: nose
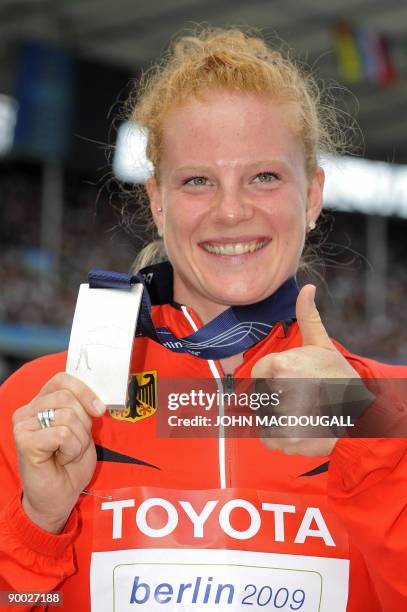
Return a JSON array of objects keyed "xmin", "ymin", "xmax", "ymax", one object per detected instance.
[{"xmin": 210, "ymin": 185, "xmax": 254, "ymax": 225}]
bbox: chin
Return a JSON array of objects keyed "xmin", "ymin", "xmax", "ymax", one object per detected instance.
[
  {"xmin": 221, "ymin": 270, "xmax": 283, "ymax": 298},
  {"xmin": 205, "ymin": 283, "xmax": 273, "ymax": 307}
]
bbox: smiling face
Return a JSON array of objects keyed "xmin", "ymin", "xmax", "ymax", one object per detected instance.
[{"xmin": 147, "ymin": 90, "xmax": 324, "ymax": 322}]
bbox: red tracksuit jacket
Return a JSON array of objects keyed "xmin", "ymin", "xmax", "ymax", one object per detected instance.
[{"xmin": 0, "ymin": 302, "xmax": 406, "ymax": 611}]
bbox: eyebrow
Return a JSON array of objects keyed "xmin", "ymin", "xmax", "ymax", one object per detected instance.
[
  {"xmin": 173, "ymin": 160, "xmax": 287, "ymax": 174},
  {"xmin": 173, "ymin": 165, "xmax": 213, "ymax": 174}
]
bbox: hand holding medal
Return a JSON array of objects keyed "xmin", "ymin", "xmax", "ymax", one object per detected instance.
[{"xmin": 12, "ymin": 373, "xmax": 106, "ymax": 533}]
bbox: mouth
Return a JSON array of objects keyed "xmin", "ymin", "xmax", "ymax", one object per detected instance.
[{"xmin": 200, "ymin": 238, "xmax": 270, "ymax": 256}]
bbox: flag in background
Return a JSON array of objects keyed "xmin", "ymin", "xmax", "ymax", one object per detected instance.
[{"xmin": 334, "ymin": 22, "xmax": 397, "ymax": 87}]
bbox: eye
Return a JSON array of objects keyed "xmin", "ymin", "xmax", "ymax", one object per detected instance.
[
  {"xmin": 184, "ymin": 176, "xmax": 210, "ymax": 187},
  {"xmin": 253, "ymin": 172, "xmax": 279, "ymax": 184}
]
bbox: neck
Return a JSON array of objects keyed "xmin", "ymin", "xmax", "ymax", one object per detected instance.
[
  {"xmin": 174, "ymin": 287, "xmax": 231, "ymax": 326},
  {"xmin": 134, "ymin": 262, "xmax": 298, "ymax": 361}
]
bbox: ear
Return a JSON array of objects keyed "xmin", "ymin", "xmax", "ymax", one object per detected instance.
[
  {"xmin": 306, "ymin": 166, "xmax": 325, "ymax": 227},
  {"xmin": 146, "ymin": 177, "xmax": 163, "ymax": 232}
]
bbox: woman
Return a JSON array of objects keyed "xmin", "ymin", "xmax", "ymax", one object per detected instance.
[{"xmin": 0, "ymin": 28, "xmax": 406, "ymax": 611}]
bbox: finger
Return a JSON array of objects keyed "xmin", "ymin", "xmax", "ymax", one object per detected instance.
[
  {"xmin": 14, "ymin": 389, "xmax": 95, "ymax": 430},
  {"xmin": 54, "ymin": 423, "xmax": 92, "ymax": 465},
  {"xmin": 38, "ymin": 372, "xmax": 106, "ymax": 416},
  {"xmin": 262, "ymin": 435, "xmax": 337, "ymax": 456},
  {"xmin": 18, "ymin": 408, "xmax": 92, "ymax": 453},
  {"xmin": 251, "ymin": 351, "xmax": 299, "ymax": 379},
  {"xmin": 34, "ymin": 372, "xmax": 104, "ymax": 417},
  {"xmin": 296, "ymin": 285, "xmax": 335, "ymax": 350},
  {"xmin": 16, "ymin": 425, "xmax": 86, "ymax": 466}
]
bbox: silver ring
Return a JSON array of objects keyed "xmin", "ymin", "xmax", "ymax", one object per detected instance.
[
  {"xmin": 47, "ymin": 409, "xmax": 56, "ymax": 423},
  {"xmin": 37, "ymin": 409, "xmax": 56, "ymax": 429}
]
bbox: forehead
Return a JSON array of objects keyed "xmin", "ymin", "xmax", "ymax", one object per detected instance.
[{"xmin": 160, "ymin": 90, "xmax": 304, "ymax": 169}]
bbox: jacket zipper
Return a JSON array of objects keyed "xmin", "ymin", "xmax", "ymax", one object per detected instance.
[
  {"xmin": 180, "ymin": 305, "xmax": 227, "ymax": 489},
  {"xmin": 225, "ymin": 373, "xmax": 234, "ymax": 393},
  {"xmin": 223, "ymin": 373, "xmax": 235, "ymax": 490}
]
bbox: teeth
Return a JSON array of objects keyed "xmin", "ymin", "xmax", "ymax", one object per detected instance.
[{"xmin": 202, "ymin": 240, "xmax": 267, "ymax": 256}]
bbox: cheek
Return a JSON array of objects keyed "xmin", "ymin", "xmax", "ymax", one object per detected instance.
[
  {"xmin": 273, "ymin": 200, "xmax": 306, "ymax": 255},
  {"xmin": 164, "ymin": 196, "xmax": 205, "ymax": 238},
  {"xmin": 276, "ymin": 194, "xmax": 306, "ymax": 234},
  {"xmin": 273, "ymin": 201, "xmax": 306, "ymax": 235},
  {"xmin": 165, "ymin": 214, "xmax": 195, "ymax": 242},
  {"xmin": 162, "ymin": 210, "xmax": 197, "ymax": 264}
]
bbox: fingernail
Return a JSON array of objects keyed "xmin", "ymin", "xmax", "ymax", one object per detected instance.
[{"xmin": 92, "ymin": 399, "xmax": 106, "ymax": 415}]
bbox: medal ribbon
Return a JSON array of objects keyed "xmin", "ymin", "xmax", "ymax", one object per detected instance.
[{"xmin": 88, "ymin": 261, "xmax": 298, "ymax": 359}]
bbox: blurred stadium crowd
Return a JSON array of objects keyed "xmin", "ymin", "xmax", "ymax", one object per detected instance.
[
  {"xmin": 0, "ymin": 164, "xmax": 133, "ymax": 327},
  {"xmin": 0, "ymin": 163, "xmax": 406, "ymax": 381},
  {"xmin": 317, "ymin": 257, "xmax": 407, "ymax": 360}
]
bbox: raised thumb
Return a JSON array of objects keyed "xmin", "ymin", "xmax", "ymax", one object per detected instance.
[{"xmin": 296, "ymin": 285, "xmax": 334, "ymax": 350}]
